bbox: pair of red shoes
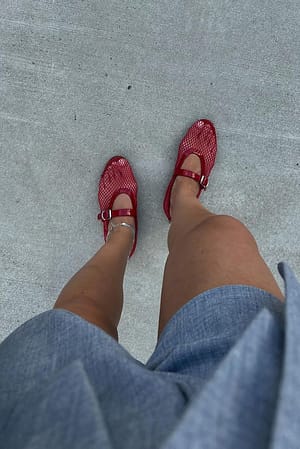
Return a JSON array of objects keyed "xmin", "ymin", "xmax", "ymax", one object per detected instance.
[{"xmin": 97, "ymin": 119, "xmax": 218, "ymax": 259}]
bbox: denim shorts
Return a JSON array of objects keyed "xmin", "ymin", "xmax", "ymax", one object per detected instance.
[{"xmin": 1, "ymin": 261, "xmax": 298, "ymax": 449}]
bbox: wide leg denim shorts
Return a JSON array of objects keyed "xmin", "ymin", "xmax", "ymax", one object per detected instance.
[{"xmin": 1, "ymin": 261, "xmax": 299, "ymax": 449}]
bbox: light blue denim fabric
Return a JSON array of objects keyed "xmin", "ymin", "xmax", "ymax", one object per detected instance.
[{"xmin": 0, "ymin": 261, "xmax": 298, "ymax": 449}]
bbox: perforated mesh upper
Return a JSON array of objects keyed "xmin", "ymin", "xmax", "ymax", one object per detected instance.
[
  {"xmin": 178, "ymin": 119, "xmax": 217, "ymax": 177},
  {"xmin": 97, "ymin": 120, "xmax": 217, "ymax": 252},
  {"xmin": 97, "ymin": 156, "xmax": 138, "ymax": 257},
  {"xmin": 163, "ymin": 119, "xmax": 217, "ymax": 221},
  {"xmin": 98, "ymin": 156, "xmax": 137, "ymax": 212}
]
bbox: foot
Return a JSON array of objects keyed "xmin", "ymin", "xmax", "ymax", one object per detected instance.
[
  {"xmin": 109, "ymin": 193, "xmax": 135, "ymax": 235},
  {"xmin": 170, "ymin": 154, "xmax": 202, "ymax": 218}
]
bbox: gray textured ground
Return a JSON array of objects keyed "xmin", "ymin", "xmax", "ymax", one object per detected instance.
[{"xmin": 1, "ymin": 0, "xmax": 299, "ymax": 363}]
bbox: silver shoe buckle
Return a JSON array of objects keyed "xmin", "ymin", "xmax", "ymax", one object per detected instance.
[
  {"xmin": 100, "ymin": 209, "xmax": 112, "ymax": 221},
  {"xmin": 200, "ymin": 175, "xmax": 209, "ymax": 190}
]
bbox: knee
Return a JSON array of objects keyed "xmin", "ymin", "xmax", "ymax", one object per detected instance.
[
  {"xmin": 54, "ymin": 296, "xmax": 119, "ymax": 340},
  {"xmin": 196, "ymin": 214, "xmax": 258, "ymax": 248}
]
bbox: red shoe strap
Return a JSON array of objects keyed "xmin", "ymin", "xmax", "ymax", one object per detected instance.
[
  {"xmin": 174, "ymin": 168, "xmax": 209, "ymax": 189},
  {"xmin": 98, "ymin": 208, "xmax": 135, "ymax": 222}
]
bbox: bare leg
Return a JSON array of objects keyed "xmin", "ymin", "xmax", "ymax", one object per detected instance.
[
  {"xmin": 54, "ymin": 193, "xmax": 135, "ymax": 342},
  {"xmin": 158, "ymin": 154, "xmax": 285, "ymax": 339}
]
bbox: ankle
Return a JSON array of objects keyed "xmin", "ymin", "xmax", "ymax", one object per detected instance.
[
  {"xmin": 174, "ymin": 177, "xmax": 199, "ymax": 195},
  {"xmin": 106, "ymin": 223, "xmax": 135, "ymax": 246},
  {"xmin": 170, "ymin": 182, "xmax": 199, "ymax": 218}
]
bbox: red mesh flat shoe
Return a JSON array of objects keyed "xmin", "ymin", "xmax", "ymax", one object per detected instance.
[
  {"xmin": 163, "ymin": 119, "xmax": 217, "ymax": 222},
  {"xmin": 97, "ymin": 156, "xmax": 138, "ymax": 259}
]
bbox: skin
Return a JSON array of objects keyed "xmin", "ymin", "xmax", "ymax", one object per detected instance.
[{"xmin": 54, "ymin": 154, "xmax": 284, "ymax": 341}]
